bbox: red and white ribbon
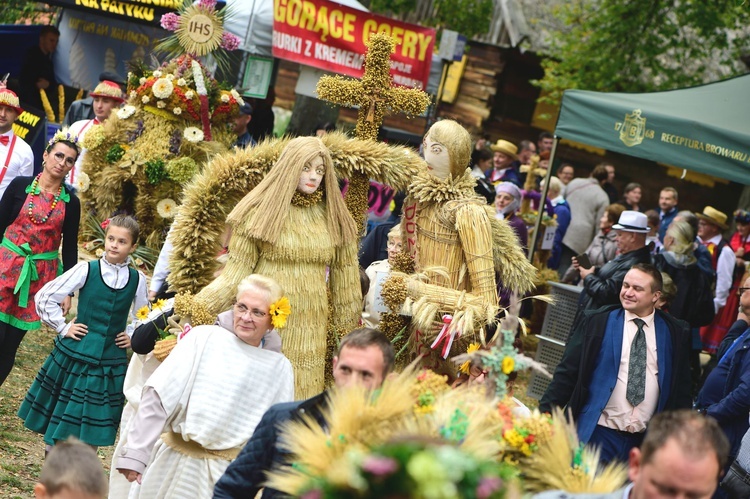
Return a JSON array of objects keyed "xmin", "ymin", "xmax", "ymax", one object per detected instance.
[{"xmin": 431, "ymin": 314, "xmax": 457, "ymax": 359}]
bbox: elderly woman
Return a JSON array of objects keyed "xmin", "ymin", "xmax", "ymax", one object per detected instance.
[
  {"xmin": 0, "ymin": 130, "xmax": 81, "ymax": 386},
  {"xmin": 184, "ymin": 136, "xmax": 359, "ymax": 399},
  {"xmin": 115, "ymin": 274, "xmax": 294, "ymax": 498},
  {"xmin": 494, "ymin": 181, "xmax": 528, "ymax": 249},
  {"xmin": 562, "ymin": 203, "xmax": 625, "ymax": 284}
]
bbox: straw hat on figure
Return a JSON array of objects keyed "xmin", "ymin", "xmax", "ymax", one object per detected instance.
[{"xmin": 382, "ymin": 120, "xmax": 537, "ymax": 373}]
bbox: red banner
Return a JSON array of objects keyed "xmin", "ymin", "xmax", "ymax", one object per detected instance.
[{"xmin": 273, "ymin": 0, "xmax": 435, "ymax": 89}]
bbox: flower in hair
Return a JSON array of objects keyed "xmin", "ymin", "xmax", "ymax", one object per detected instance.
[{"xmin": 269, "ymin": 296, "xmax": 291, "ymax": 329}]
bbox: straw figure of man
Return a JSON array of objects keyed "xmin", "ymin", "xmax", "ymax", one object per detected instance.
[{"xmin": 382, "ymin": 120, "xmax": 537, "ymax": 373}]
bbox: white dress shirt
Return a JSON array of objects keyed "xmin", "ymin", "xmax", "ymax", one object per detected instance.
[
  {"xmin": 599, "ymin": 309, "xmax": 659, "ymax": 434},
  {"xmin": 150, "ymin": 228, "xmax": 174, "ymax": 294},
  {"xmin": 0, "ymin": 129, "xmax": 34, "ymax": 200},
  {"xmin": 67, "ymin": 118, "xmax": 99, "ymax": 184},
  {"xmin": 701, "ymin": 234, "xmax": 735, "ymax": 311},
  {"xmin": 35, "ymin": 256, "xmax": 148, "ymax": 338}
]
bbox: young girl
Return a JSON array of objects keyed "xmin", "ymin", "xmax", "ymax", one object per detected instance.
[{"xmin": 18, "ymin": 215, "xmax": 148, "ymax": 449}]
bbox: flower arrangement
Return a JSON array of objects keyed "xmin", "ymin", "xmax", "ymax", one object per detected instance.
[
  {"xmin": 269, "ymin": 296, "xmax": 291, "ymax": 329},
  {"xmin": 496, "ymin": 401, "xmax": 553, "ymax": 461},
  {"xmin": 297, "ymin": 441, "xmax": 518, "ymax": 499},
  {"xmin": 411, "ymin": 369, "xmax": 449, "ymax": 415}
]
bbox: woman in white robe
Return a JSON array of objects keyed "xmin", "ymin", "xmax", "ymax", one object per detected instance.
[{"xmin": 115, "ymin": 275, "xmax": 294, "ymax": 498}]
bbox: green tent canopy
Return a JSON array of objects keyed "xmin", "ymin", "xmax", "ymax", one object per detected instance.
[{"xmin": 554, "ymin": 74, "xmax": 750, "ymax": 185}]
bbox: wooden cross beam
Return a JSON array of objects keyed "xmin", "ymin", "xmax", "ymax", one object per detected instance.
[{"xmin": 316, "ymin": 32, "xmax": 431, "ymax": 233}]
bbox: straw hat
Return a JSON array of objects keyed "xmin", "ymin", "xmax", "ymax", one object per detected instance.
[
  {"xmin": 612, "ymin": 211, "xmax": 650, "ymax": 233},
  {"xmin": 696, "ymin": 206, "xmax": 728, "ymax": 230},
  {"xmin": 0, "ymin": 89, "xmax": 23, "ymax": 115},
  {"xmin": 90, "ymin": 80, "xmax": 125, "ymax": 102},
  {"xmin": 489, "ymin": 139, "xmax": 518, "ymax": 159}
]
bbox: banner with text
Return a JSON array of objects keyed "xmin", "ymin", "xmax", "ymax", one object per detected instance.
[
  {"xmin": 273, "ymin": 0, "xmax": 435, "ymax": 89},
  {"xmin": 46, "ymin": 0, "xmax": 178, "ymax": 28}
]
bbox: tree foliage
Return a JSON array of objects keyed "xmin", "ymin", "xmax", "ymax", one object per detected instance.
[
  {"xmin": 369, "ymin": 0, "xmax": 493, "ymax": 40},
  {"xmin": 533, "ymin": 0, "xmax": 750, "ymax": 104},
  {"xmin": 0, "ymin": 0, "xmax": 56, "ymax": 24}
]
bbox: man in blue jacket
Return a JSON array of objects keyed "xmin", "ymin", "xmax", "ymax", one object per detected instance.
[
  {"xmin": 696, "ymin": 276, "xmax": 750, "ymax": 462},
  {"xmin": 213, "ymin": 328, "xmax": 395, "ymax": 498},
  {"xmin": 540, "ymin": 264, "xmax": 692, "ymax": 464}
]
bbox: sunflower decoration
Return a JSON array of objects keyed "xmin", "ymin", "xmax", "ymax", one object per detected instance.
[
  {"xmin": 458, "ymin": 342, "xmax": 482, "ymax": 375},
  {"xmin": 269, "ymin": 296, "xmax": 291, "ymax": 329},
  {"xmin": 135, "ymin": 306, "xmax": 150, "ymax": 321}
]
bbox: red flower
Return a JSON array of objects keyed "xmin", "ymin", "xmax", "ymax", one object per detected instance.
[{"xmin": 100, "ymin": 218, "xmax": 111, "ymax": 230}]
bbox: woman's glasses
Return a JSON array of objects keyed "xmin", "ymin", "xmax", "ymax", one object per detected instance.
[
  {"xmin": 234, "ymin": 302, "xmax": 267, "ymax": 319},
  {"xmin": 52, "ymin": 151, "xmax": 76, "ymax": 167}
]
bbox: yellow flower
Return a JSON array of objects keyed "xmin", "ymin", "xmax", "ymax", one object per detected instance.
[
  {"xmin": 459, "ymin": 342, "xmax": 481, "ymax": 374},
  {"xmin": 153, "ymin": 299, "xmax": 167, "ymax": 310},
  {"xmin": 269, "ymin": 296, "xmax": 291, "ymax": 329},
  {"xmin": 136, "ymin": 306, "xmax": 150, "ymax": 321},
  {"xmin": 501, "ymin": 356, "xmax": 515, "ymax": 375}
]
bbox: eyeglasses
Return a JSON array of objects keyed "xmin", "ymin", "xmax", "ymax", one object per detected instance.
[
  {"xmin": 737, "ymin": 287, "xmax": 750, "ymax": 296},
  {"xmin": 234, "ymin": 303, "xmax": 267, "ymax": 319},
  {"xmin": 52, "ymin": 151, "xmax": 76, "ymax": 167},
  {"xmin": 469, "ymin": 364, "xmax": 488, "ymax": 378}
]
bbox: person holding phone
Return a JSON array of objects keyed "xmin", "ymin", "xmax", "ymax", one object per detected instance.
[{"xmin": 571, "ymin": 210, "xmax": 653, "ymax": 328}]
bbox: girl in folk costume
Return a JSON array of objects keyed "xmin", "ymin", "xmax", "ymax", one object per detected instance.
[
  {"xmin": 18, "ymin": 215, "xmax": 148, "ymax": 449},
  {"xmin": 0, "ymin": 130, "xmax": 81, "ymax": 387},
  {"xmin": 67, "ymin": 80, "xmax": 124, "ymax": 186},
  {"xmin": 182, "ymin": 136, "xmax": 360, "ymax": 399}
]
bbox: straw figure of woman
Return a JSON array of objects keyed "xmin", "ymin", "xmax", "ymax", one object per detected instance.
[{"xmin": 176, "ymin": 137, "xmax": 357, "ymax": 398}]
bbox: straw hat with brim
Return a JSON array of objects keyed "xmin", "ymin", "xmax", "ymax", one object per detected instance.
[
  {"xmin": 612, "ymin": 210, "xmax": 650, "ymax": 233},
  {"xmin": 90, "ymin": 80, "xmax": 125, "ymax": 102},
  {"xmin": 490, "ymin": 139, "xmax": 518, "ymax": 159},
  {"xmin": 696, "ymin": 206, "xmax": 728, "ymax": 230},
  {"xmin": 0, "ymin": 89, "xmax": 23, "ymax": 115}
]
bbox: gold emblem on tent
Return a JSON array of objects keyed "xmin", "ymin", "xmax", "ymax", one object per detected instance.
[{"xmin": 620, "ymin": 109, "xmax": 646, "ymax": 147}]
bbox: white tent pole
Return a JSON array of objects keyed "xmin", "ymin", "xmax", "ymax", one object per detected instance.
[{"xmin": 527, "ymin": 136, "xmax": 559, "ymax": 262}]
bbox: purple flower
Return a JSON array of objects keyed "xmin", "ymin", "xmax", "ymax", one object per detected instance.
[
  {"xmin": 220, "ymin": 32, "xmax": 241, "ymax": 51},
  {"xmin": 476, "ymin": 476, "xmax": 503, "ymax": 499},
  {"xmin": 160, "ymin": 13, "xmax": 180, "ymax": 31},
  {"xmin": 361, "ymin": 456, "xmax": 399, "ymax": 477},
  {"xmin": 300, "ymin": 490, "xmax": 322, "ymax": 499},
  {"xmin": 198, "ymin": 0, "xmax": 217, "ymax": 9}
]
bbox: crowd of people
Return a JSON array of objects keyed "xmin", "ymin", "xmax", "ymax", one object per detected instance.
[{"xmin": 2, "ymin": 65, "xmax": 750, "ymax": 499}]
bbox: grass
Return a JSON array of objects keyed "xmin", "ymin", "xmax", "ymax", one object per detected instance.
[{"xmin": 0, "ymin": 327, "xmax": 115, "ymax": 499}]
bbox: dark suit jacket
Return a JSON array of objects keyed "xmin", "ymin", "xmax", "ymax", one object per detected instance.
[
  {"xmin": 213, "ymin": 393, "xmax": 328, "ymax": 498},
  {"xmin": 539, "ymin": 305, "xmax": 692, "ymax": 443}
]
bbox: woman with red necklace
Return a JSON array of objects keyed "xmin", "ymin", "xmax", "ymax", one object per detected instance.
[{"xmin": 0, "ymin": 130, "xmax": 81, "ymax": 386}]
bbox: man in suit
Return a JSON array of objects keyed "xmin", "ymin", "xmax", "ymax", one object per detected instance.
[
  {"xmin": 213, "ymin": 328, "xmax": 395, "ymax": 498},
  {"xmin": 539, "ymin": 264, "xmax": 692, "ymax": 463},
  {"xmin": 533, "ymin": 409, "xmax": 729, "ymax": 499}
]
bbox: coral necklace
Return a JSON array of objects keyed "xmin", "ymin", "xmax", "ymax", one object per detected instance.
[{"xmin": 27, "ymin": 174, "xmax": 63, "ymax": 225}]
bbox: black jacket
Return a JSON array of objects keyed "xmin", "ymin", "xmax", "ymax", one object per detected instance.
[
  {"xmin": 213, "ymin": 393, "xmax": 328, "ymax": 499},
  {"xmin": 539, "ymin": 305, "xmax": 692, "ymax": 417},
  {"xmin": 573, "ymin": 245, "xmax": 652, "ymax": 327}
]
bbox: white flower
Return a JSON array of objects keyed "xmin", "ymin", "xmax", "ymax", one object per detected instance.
[
  {"xmin": 139, "ymin": 77, "xmax": 146, "ymax": 85},
  {"xmin": 117, "ymin": 105, "xmax": 136, "ymax": 120},
  {"xmin": 75, "ymin": 171, "xmax": 90, "ymax": 192},
  {"xmin": 230, "ymin": 89, "xmax": 241, "ymax": 100},
  {"xmin": 221, "ymin": 94, "xmax": 230, "ymax": 103},
  {"xmin": 157, "ymin": 198, "xmax": 178, "ymax": 219},
  {"xmin": 157, "ymin": 101, "xmax": 167, "ymax": 109},
  {"xmin": 153, "ymin": 70, "xmax": 162, "ymax": 78},
  {"xmin": 183, "ymin": 126, "xmax": 204, "ymax": 143},
  {"xmin": 95, "ymin": 248, "xmax": 104, "ymax": 257},
  {"xmin": 129, "ymin": 90, "xmax": 137, "ymax": 99},
  {"xmin": 142, "ymin": 95, "xmax": 150, "ymax": 104},
  {"xmin": 152, "ymin": 78, "xmax": 174, "ymax": 99},
  {"xmin": 191, "ymin": 60, "xmax": 207, "ymax": 95},
  {"xmin": 173, "ymin": 107, "xmax": 182, "ymax": 115},
  {"xmin": 185, "ymin": 90, "xmax": 194, "ymax": 100},
  {"xmin": 166, "ymin": 73, "xmax": 175, "ymax": 80},
  {"xmin": 177, "ymin": 78, "xmax": 187, "ymax": 86}
]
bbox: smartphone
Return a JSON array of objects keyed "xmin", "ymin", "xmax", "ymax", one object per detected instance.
[{"xmin": 576, "ymin": 253, "xmax": 593, "ymax": 269}]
